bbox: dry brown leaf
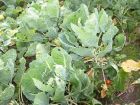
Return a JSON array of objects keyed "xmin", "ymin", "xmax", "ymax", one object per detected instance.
[
  {"xmin": 86, "ymin": 68, "xmax": 94, "ymax": 78},
  {"xmin": 121, "ymin": 60, "xmax": 140, "ymax": 72},
  {"xmin": 101, "ymin": 84, "xmax": 108, "ymax": 98},
  {"xmin": 101, "ymin": 89, "xmax": 107, "ymax": 98},
  {"xmin": 113, "ymin": 18, "xmax": 117, "ymax": 25}
]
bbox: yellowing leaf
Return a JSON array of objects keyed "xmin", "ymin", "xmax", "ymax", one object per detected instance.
[
  {"xmin": 8, "ymin": 29, "xmax": 18, "ymax": 36},
  {"xmin": 0, "ymin": 15, "xmax": 4, "ymax": 21},
  {"xmin": 86, "ymin": 68, "xmax": 94, "ymax": 78},
  {"xmin": 121, "ymin": 60, "xmax": 140, "ymax": 72},
  {"xmin": 101, "ymin": 89, "xmax": 107, "ymax": 98},
  {"xmin": 0, "ymin": 31, "xmax": 3, "ymax": 35},
  {"xmin": 112, "ymin": 18, "xmax": 117, "ymax": 25},
  {"xmin": 101, "ymin": 84, "xmax": 108, "ymax": 98},
  {"xmin": 53, "ymin": 38, "xmax": 61, "ymax": 47},
  {"xmin": 101, "ymin": 84, "xmax": 108, "ymax": 91},
  {"xmin": 132, "ymin": 78, "xmax": 140, "ymax": 84}
]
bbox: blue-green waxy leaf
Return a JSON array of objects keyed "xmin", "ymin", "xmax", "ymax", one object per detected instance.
[
  {"xmin": 25, "ymin": 42, "xmax": 38, "ymax": 57},
  {"xmin": 58, "ymin": 33, "xmax": 75, "ymax": 50},
  {"xmin": 102, "ymin": 25, "xmax": 119, "ymax": 44},
  {"xmin": 33, "ymin": 92, "xmax": 49, "ymax": 105},
  {"xmin": 64, "ymin": 32, "xmax": 79, "ymax": 46},
  {"xmin": 52, "ymin": 65, "xmax": 68, "ymax": 102},
  {"xmin": 60, "ymin": 7, "xmax": 122, "ymax": 59},
  {"xmin": 14, "ymin": 57, "xmax": 26, "ymax": 84},
  {"xmin": 0, "ymin": 1, "xmax": 127, "ymax": 104},
  {"xmin": 5, "ymin": 59, "xmax": 15, "ymax": 82},
  {"xmin": 98, "ymin": 25, "xmax": 119, "ymax": 56},
  {"xmin": 51, "ymin": 47, "xmax": 72, "ymax": 69},
  {"xmin": 18, "ymin": 0, "xmax": 59, "ymax": 33},
  {"xmin": 0, "ymin": 59, "xmax": 4, "ymax": 70},
  {"xmin": 84, "ymin": 13, "xmax": 99, "ymax": 34},
  {"xmin": 54, "ymin": 65, "xmax": 67, "ymax": 81},
  {"xmin": 33, "ymin": 78, "xmax": 54, "ymax": 94},
  {"xmin": 53, "ymin": 76, "xmax": 65, "ymax": 102},
  {"xmin": 46, "ymin": 0, "xmax": 59, "ymax": 18},
  {"xmin": 0, "ymin": 49, "xmax": 17, "ymax": 84},
  {"xmin": 1, "ymin": 49, "xmax": 17, "ymax": 63},
  {"xmin": 36, "ymin": 43, "xmax": 48, "ymax": 62},
  {"xmin": 71, "ymin": 23, "xmax": 99, "ymax": 47},
  {"xmin": 71, "ymin": 11, "xmax": 101, "ymax": 48},
  {"xmin": 114, "ymin": 33, "xmax": 126, "ymax": 51},
  {"xmin": 64, "ymin": 0, "xmax": 91, "ymax": 11},
  {"xmin": 2, "ymin": 0, "xmax": 16, "ymax": 5},
  {"xmin": 19, "ymin": 7, "xmax": 47, "ymax": 32},
  {"xmin": 0, "ymin": 84, "xmax": 15, "ymax": 102},
  {"xmin": 70, "ymin": 69, "xmax": 93, "ymax": 99},
  {"xmin": 92, "ymin": 98, "xmax": 102, "ymax": 105},
  {"xmin": 22, "ymin": 91, "xmax": 36, "ymax": 101},
  {"xmin": 99, "ymin": 9, "xmax": 109, "ymax": 32},
  {"xmin": 98, "ymin": 41, "xmax": 113, "ymax": 57},
  {"xmin": 47, "ymin": 27, "xmax": 58, "ymax": 39},
  {"xmin": 46, "ymin": 56, "xmax": 55, "ymax": 70},
  {"xmin": 69, "ymin": 47, "xmax": 93, "ymax": 57},
  {"xmin": 0, "ymin": 69, "xmax": 11, "ymax": 85},
  {"xmin": 62, "ymin": 4, "xmax": 89, "ymax": 30},
  {"xmin": 21, "ymin": 61, "xmax": 47, "ymax": 101},
  {"xmin": 22, "ymin": 43, "xmax": 49, "ymax": 101},
  {"xmin": 70, "ymin": 72, "xmax": 82, "ymax": 92}
]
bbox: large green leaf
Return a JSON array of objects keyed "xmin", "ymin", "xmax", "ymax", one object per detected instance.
[
  {"xmin": 113, "ymin": 33, "xmax": 126, "ymax": 51},
  {"xmin": 1, "ymin": 49, "xmax": 17, "ymax": 62},
  {"xmin": 64, "ymin": 0, "xmax": 91, "ymax": 11},
  {"xmin": 33, "ymin": 92, "xmax": 49, "ymax": 105},
  {"xmin": 36, "ymin": 43, "xmax": 48, "ymax": 61},
  {"xmin": 2, "ymin": 0, "xmax": 16, "ymax": 5},
  {"xmin": 53, "ymin": 76, "xmax": 66, "ymax": 102},
  {"xmin": 114, "ymin": 69, "xmax": 128, "ymax": 91},
  {"xmin": 64, "ymin": 32, "xmax": 79, "ymax": 47},
  {"xmin": 51, "ymin": 47, "xmax": 72, "ymax": 69},
  {"xmin": 69, "ymin": 69, "xmax": 93, "ymax": 100},
  {"xmin": 54, "ymin": 65, "xmax": 67, "ymax": 81},
  {"xmin": 69, "ymin": 47, "xmax": 93, "ymax": 57},
  {"xmin": 33, "ymin": 78, "xmax": 54, "ymax": 94},
  {"xmin": 21, "ymin": 43, "xmax": 51, "ymax": 101},
  {"xmin": 102, "ymin": 25, "xmax": 118, "ymax": 44},
  {"xmin": 46, "ymin": 56, "xmax": 55, "ymax": 71},
  {"xmin": 45, "ymin": 0, "xmax": 59, "ymax": 18},
  {"xmin": 71, "ymin": 23, "xmax": 99, "ymax": 47},
  {"xmin": 25, "ymin": 42, "xmax": 38, "ymax": 57},
  {"xmin": 58, "ymin": 33, "xmax": 75, "ymax": 50},
  {"xmin": 21, "ymin": 61, "xmax": 47, "ymax": 100},
  {"xmin": 99, "ymin": 9, "xmax": 109, "ymax": 32},
  {"xmin": 62, "ymin": 4, "xmax": 89, "ymax": 30},
  {"xmin": 0, "ymin": 59, "xmax": 4, "ymax": 70},
  {"xmin": 0, "ymin": 69, "xmax": 11, "ymax": 85},
  {"xmin": 0, "ymin": 84, "xmax": 15, "ymax": 102},
  {"xmin": 70, "ymin": 72, "xmax": 82, "ymax": 92},
  {"xmin": 18, "ymin": 0, "xmax": 59, "ymax": 33},
  {"xmin": 0, "ymin": 49, "xmax": 17, "ymax": 84},
  {"xmin": 14, "ymin": 57, "xmax": 26, "ymax": 84}
]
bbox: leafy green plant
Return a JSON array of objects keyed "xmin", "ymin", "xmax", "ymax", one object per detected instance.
[
  {"xmin": 64, "ymin": 0, "xmax": 140, "ymax": 31},
  {"xmin": 21, "ymin": 44, "xmax": 99, "ymax": 104},
  {"xmin": 0, "ymin": 49, "xmax": 16, "ymax": 105},
  {"xmin": 59, "ymin": 6, "xmax": 125, "ymax": 58},
  {"xmin": 0, "ymin": 0, "xmax": 139, "ymax": 105}
]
